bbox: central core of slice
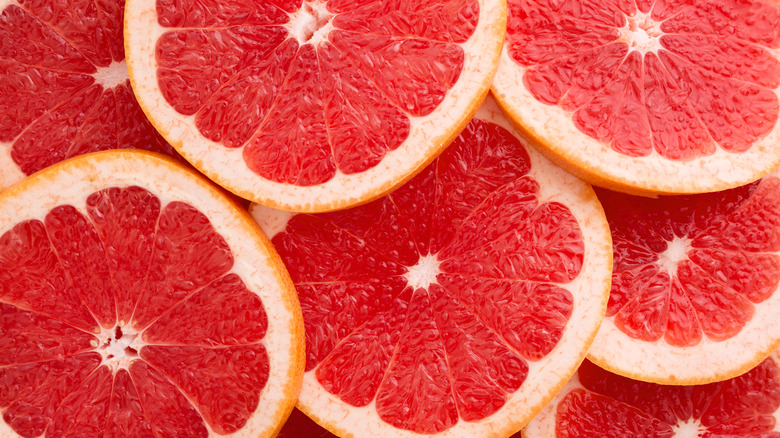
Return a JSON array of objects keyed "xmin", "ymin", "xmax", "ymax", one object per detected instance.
[
  {"xmin": 95, "ymin": 325, "xmax": 144, "ymax": 371},
  {"xmin": 658, "ymin": 236, "xmax": 691, "ymax": 274},
  {"xmin": 618, "ymin": 12, "xmax": 663, "ymax": 54},
  {"xmin": 288, "ymin": 1, "xmax": 333, "ymax": 44},
  {"xmin": 92, "ymin": 60, "xmax": 129, "ymax": 89},
  {"xmin": 405, "ymin": 254, "xmax": 441, "ymax": 290},
  {"xmin": 671, "ymin": 418, "xmax": 705, "ymax": 438}
]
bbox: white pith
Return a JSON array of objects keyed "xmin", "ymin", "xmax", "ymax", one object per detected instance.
[
  {"xmin": 404, "ymin": 254, "xmax": 441, "ymax": 290},
  {"xmin": 124, "ymin": 0, "xmax": 506, "ymax": 212},
  {"xmin": 590, "ymin": 170, "xmax": 780, "ymax": 384},
  {"xmin": 672, "ymin": 418, "xmax": 705, "ymax": 438},
  {"xmin": 658, "ymin": 237, "xmax": 690, "ymax": 275},
  {"xmin": 94, "ymin": 325, "xmax": 145, "ymax": 371},
  {"xmin": 286, "ymin": 1, "xmax": 334, "ymax": 45},
  {"xmin": 492, "ymin": 17, "xmax": 780, "ymax": 195},
  {"xmin": 524, "ymin": 351, "xmax": 780, "ymax": 437},
  {"xmin": 618, "ymin": 11, "xmax": 663, "ymax": 55},
  {"xmin": 0, "ymin": 151, "xmax": 303, "ymax": 438},
  {"xmin": 251, "ymin": 96, "xmax": 613, "ymax": 437},
  {"xmin": 92, "ymin": 60, "xmax": 129, "ymax": 89}
]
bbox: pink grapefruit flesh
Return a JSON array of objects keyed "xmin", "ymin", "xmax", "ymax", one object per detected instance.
[
  {"xmin": 0, "ymin": 0, "xmax": 176, "ymax": 190},
  {"xmin": 493, "ymin": 0, "xmax": 780, "ymax": 195},
  {"xmin": 126, "ymin": 0, "xmax": 506, "ymax": 211},
  {"xmin": 251, "ymin": 98, "xmax": 612, "ymax": 437},
  {"xmin": 525, "ymin": 354, "xmax": 780, "ymax": 437},
  {"xmin": 0, "ymin": 151, "xmax": 303, "ymax": 438},
  {"xmin": 588, "ymin": 173, "xmax": 780, "ymax": 384}
]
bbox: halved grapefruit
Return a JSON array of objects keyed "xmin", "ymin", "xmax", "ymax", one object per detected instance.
[
  {"xmin": 0, "ymin": 150, "xmax": 304, "ymax": 437},
  {"xmin": 0, "ymin": 0, "xmax": 176, "ymax": 191},
  {"xmin": 493, "ymin": 0, "xmax": 780, "ymax": 195},
  {"xmin": 588, "ymin": 173, "xmax": 780, "ymax": 384},
  {"xmin": 250, "ymin": 97, "xmax": 612, "ymax": 437},
  {"xmin": 125, "ymin": 0, "xmax": 506, "ymax": 212},
  {"xmin": 524, "ymin": 353, "xmax": 780, "ymax": 437}
]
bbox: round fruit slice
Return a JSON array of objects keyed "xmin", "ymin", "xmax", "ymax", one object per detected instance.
[
  {"xmin": 493, "ymin": 0, "xmax": 780, "ymax": 195},
  {"xmin": 525, "ymin": 354, "xmax": 780, "ymax": 437},
  {"xmin": 0, "ymin": 0, "xmax": 176, "ymax": 191},
  {"xmin": 125, "ymin": 0, "xmax": 506, "ymax": 212},
  {"xmin": 0, "ymin": 150, "xmax": 304, "ymax": 438},
  {"xmin": 589, "ymin": 174, "xmax": 780, "ymax": 384},
  {"xmin": 250, "ymin": 97, "xmax": 612, "ymax": 437}
]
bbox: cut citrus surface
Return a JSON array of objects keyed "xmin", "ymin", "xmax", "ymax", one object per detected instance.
[
  {"xmin": 0, "ymin": 150, "xmax": 304, "ymax": 437},
  {"xmin": 0, "ymin": 0, "xmax": 177, "ymax": 191},
  {"xmin": 250, "ymin": 97, "xmax": 612, "ymax": 437},
  {"xmin": 493, "ymin": 0, "xmax": 780, "ymax": 195},
  {"xmin": 524, "ymin": 353, "xmax": 780, "ymax": 438},
  {"xmin": 588, "ymin": 172, "xmax": 780, "ymax": 384},
  {"xmin": 125, "ymin": 0, "xmax": 506, "ymax": 212}
]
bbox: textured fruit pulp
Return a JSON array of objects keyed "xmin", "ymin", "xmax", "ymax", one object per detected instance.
[
  {"xmin": 0, "ymin": 186, "xmax": 269, "ymax": 437},
  {"xmin": 507, "ymin": 0, "xmax": 780, "ymax": 159},
  {"xmin": 155, "ymin": 0, "xmax": 478, "ymax": 186},
  {"xmin": 0, "ymin": 0, "xmax": 175, "ymax": 176},
  {"xmin": 597, "ymin": 176, "xmax": 780, "ymax": 346},
  {"xmin": 277, "ymin": 409, "xmax": 337, "ymax": 438},
  {"xmin": 273, "ymin": 119, "xmax": 585, "ymax": 433},
  {"xmin": 555, "ymin": 359, "xmax": 780, "ymax": 437}
]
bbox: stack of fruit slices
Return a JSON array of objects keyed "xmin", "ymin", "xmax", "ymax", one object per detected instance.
[{"xmin": 1, "ymin": 0, "xmax": 780, "ymax": 436}]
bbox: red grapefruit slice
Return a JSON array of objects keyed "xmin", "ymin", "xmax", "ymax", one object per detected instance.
[
  {"xmin": 250, "ymin": 97, "xmax": 612, "ymax": 437},
  {"xmin": 0, "ymin": 0, "xmax": 176, "ymax": 191},
  {"xmin": 588, "ymin": 173, "xmax": 780, "ymax": 384},
  {"xmin": 493, "ymin": 0, "xmax": 780, "ymax": 195},
  {"xmin": 125, "ymin": 0, "xmax": 506, "ymax": 212},
  {"xmin": 525, "ymin": 354, "xmax": 780, "ymax": 437},
  {"xmin": 0, "ymin": 151, "xmax": 304, "ymax": 437}
]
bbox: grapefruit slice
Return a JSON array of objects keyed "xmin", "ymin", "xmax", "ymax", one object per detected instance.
[
  {"xmin": 125, "ymin": 0, "xmax": 506, "ymax": 212},
  {"xmin": 249, "ymin": 97, "xmax": 612, "ymax": 437},
  {"xmin": 0, "ymin": 150, "xmax": 304, "ymax": 437},
  {"xmin": 0, "ymin": 0, "xmax": 176, "ymax": 191},
  {"xmin": 524, "ymin": 354, "xmax": 780, "ymax": 437},
  {"xmin": 492, "ymin": 0, "xmax": 780, "ymax": 195},
  {"xmin": 588, "ymin": 173, "xmax": 780, "ymax": 384}
]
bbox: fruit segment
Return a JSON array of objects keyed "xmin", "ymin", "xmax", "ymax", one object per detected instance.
[
  {"xmin": 252, "ymin": 100, "xmax": 612, "ymax": 436},
  {"xmin": 525, "ymin": 356, "xmax": 780, "ymax": 437}
]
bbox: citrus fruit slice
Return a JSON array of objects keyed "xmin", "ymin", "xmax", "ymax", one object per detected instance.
[
  {"xmin": 525, "ymin": 354, "xmax": 780, "ymax": 437},
  {"xmin": 588, "ymin": 173, "xmax": 780, "ymax": 384},
  {"xmin": 125, "ymin": 0, "xmax": 506, "ymax": 212},
  {"xmin": 492, "ymin": 0, "xmax": 780, "ymax": 195},
  {"xmin": 0, "ymin": 150, "xmax": 304, "ymax": 437},
  {"xmin": 0, "ymin": 0, "xmax": 176, "ymax": 191},
  {"xmin": 249, "ymin": 97, "xmax": 612, "ymax": 437}
]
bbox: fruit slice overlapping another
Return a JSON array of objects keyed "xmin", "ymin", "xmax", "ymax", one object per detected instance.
[
  {"xmin": 589, "ymin": 174, "xmax": 780, "ymax": 384},
  {"xmin": 525, "ymin": 354, "xmax": 780, "ymax": 437},
  {"xmin": 0, "ymin": 151, "xmax": 304, "ymax": 438},
  {"xmin": 250, "ymin": 98, "xmax": 612, "ymax": 437},
  {"xmin": 493, "ymin": 0, "xmax": 780, "ymax": 195},
  {"xmin": 0, "ymin": 0, "xmax": 177, "ymax": 191},
  {"xmin": 125, "ymin": 0, "xmax": 506, "ymax": 212}
]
